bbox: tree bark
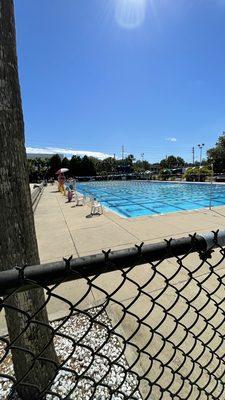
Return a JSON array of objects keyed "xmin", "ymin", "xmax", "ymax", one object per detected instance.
[{"xmin": 0, "ymin": 1, "xmax": 58, "ymax": 398}]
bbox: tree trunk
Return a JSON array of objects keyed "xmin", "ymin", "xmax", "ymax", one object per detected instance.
[{"xmin": 0, "ymin": 1, "xmax": 58, "ymax": 398}]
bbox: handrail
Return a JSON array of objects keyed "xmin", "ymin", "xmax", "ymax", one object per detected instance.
[{"xmin": 30, "ymin": 182, "xmax": 44, "ymax": 211}]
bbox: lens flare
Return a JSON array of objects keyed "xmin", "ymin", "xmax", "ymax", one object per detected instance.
[{"xmin": 115, "ymin": 0, "xmax": 147, "ymax": 29}]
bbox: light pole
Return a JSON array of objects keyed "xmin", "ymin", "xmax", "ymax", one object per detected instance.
[
  {"xmin": 198, "ymin": 143, "xmax": 205, "ymax": 166},
  {"xmin": 122, "ymin": 145, "xmax": 125, "ymax": 160},
  {"xmin": 198, "ymin": 143, "xmax": 205, "ymax": 182}
]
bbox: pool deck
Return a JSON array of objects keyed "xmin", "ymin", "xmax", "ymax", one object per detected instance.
[
  {"xmin": 35, "ymin": 184, "xmax": 225, "ymax": 263},
  {"xmin": 34, "ymin": 184, "xmax": 225, "ymax": 397},
  {"xmin": 2, "ymin": 183, "xmax": 225, "ymax": 397}
]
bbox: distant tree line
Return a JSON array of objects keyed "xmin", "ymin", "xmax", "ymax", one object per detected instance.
[
  {"xmin": 27, "ymin": 132, "xmax": 225, "ymax": 181},
  {"xmin": 26, "ymin": 153, "xmax": 190, "ymax": 182},
  {"xmin": 28, "ymin": 154, "xmax": 153, "ymax": 181}
]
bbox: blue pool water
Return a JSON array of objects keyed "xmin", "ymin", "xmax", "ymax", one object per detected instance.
[{"xmin": 76, "ymin": 181, "xmax": 225, "ymax": 218}]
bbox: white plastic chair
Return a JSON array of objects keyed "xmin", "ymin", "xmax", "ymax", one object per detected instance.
[
  {"xmin": 91, "ymin": 199, "xmax": 103, "ymax": 215},
  {"xmin": 74, "ymin": 193, "xmax": 85, "ymax": 206}
]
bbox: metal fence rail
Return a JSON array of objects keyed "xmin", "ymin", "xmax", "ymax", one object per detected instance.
[
  {"xmin": 1, "ymin": 230, "xmax": 225, "ymax": 399},
  {"xmin": 31, "ymin": 182, "xmax": 44, "ymax": 211}
]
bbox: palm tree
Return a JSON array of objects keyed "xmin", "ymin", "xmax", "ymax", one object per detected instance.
[{"xmin": 0, "ymin": 1, "xmax": 58, "ymax": 398}]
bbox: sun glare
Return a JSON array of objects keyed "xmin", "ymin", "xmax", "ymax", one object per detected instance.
[{"xmin": 115, "ymin": 0, "xmax": 147, "ymax": 29}]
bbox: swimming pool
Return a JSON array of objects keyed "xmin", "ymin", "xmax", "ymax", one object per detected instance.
[{"xmin": 76, "ymin": 181, "xmax": 225, "ymax": 218}]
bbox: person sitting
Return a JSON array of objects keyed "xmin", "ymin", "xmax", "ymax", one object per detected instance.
[{"xmin": 67, "ymin": 184, "xmax": 73, "ymax": 202}]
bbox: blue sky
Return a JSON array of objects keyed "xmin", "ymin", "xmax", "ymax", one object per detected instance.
[{"xmin": 15, "ymin": 0, "xmax": 225, "ymax": 162}]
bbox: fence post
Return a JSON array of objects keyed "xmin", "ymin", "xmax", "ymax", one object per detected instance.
[{"xmin": 209, "ymin": 163, "xmax": 214, "ymax": 210}]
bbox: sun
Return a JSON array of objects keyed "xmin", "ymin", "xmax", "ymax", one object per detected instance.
[{"xmin": 115, "ymin": 0, "xmax": 148, "ymax": 29}]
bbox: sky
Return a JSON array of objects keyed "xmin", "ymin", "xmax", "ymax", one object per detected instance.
[{"xmin": 14, "ymin": 0, "xmax": 225, "ymax": 163}]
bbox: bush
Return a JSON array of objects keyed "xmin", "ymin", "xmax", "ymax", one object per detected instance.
[{"xmin": 184, "ymin": 166, "xmax": 212, "ymax": 182}]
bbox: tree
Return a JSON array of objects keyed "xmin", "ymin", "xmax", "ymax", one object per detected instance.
[
  {"xmin": 61, "ymin": 156, "xmax": 70, "ymax": 169},
  {"xmin": 27, "ymin": 157, "xmax": 50, "ymax": 182},
  {"xmin": 80, "ymin": 155, "xmax": 96, "ymax": 176},
  {"xmin": 160, "ymin": 155, "xmax": 185, "ymax": 169},
  {"xmin": 117, "ymin": 154, "xmax": 135, "ymax": 174},
  {"xmin": 176, "ymin": 156, "xmax": 185, "ymax": 167},
  {"xmin": 133, "ymin": 159, "xmax": 151, "ymax": 172},
  {"xmin": 48, "ymin": 154, "xmax": 62, "ymax": 176},
  {"xmin": 126, "ymin": 154, "xmax": 135, "ymax": 164},
  {"xmin": 27, "ymin": 159, "xmax": 39, "ymax": 182},
  {"xmin": 0, "ymin": 1, "xmax": 58, "ymax": 398},
  {"xmin": 70, "ymin": 155, "xmax": 82, "ymax": 176},
  {"xmin": 100, "ymin": 157, "xmax": 117, "ymax": 174},
  {"xmin": 184, "ymin": 166, "xmax": 212, "ymax": 182},
  {"xmin": 207, "ymin": 132, "xmax": 225, "ymax": 173},
  {"xmin": 89, "ymin": 156, "xmax": 102, "ymax": 175}
]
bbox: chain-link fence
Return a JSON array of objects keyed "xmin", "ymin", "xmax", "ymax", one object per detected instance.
[{"xmin": 1, "ymin": 230, "xmax": 225, "ymax": 400}]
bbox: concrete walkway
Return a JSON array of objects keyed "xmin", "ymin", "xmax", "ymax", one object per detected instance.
[{"xmin": 35, "ymin": 184, "xmax": 225, "ymax": 263}]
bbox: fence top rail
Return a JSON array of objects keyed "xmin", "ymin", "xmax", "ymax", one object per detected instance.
[{"xmin": 1, "ymin": 230, "xmax": 225, "ymax": 296}]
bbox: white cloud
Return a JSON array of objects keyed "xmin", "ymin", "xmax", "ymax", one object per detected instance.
[
  {"xmin": 165, "ymin": 137, "xmax": 177, "ymax": 142},
  {"xmin": 26, "ymin": 147, "xmax": 112, "ymax": 160}
]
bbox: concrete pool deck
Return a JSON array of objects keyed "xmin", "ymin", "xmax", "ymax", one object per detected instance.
[
  {"xmin": 1, "ymin": 184, "xmax": 225, "ymax": 398},
  {"xmin": 33, "ymin": 185, "xmax": 225, "ymax": 397},
  {"xmin": 35, "ymin": 184, "xmax": 225, "ymax": 263}
]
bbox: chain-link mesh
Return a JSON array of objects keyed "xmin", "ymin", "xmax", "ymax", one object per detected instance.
[{"xmin": 1, "ymin": 231, "xmax": 225, "ymax": 399}]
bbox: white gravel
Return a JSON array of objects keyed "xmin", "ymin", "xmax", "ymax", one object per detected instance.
[{"xmin": 0, "ymin": 307, "xmax": 142, "ymax": 400}]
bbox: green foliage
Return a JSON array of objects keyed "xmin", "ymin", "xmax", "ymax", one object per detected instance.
[
  {"xmin": 27, "ymin": 130, "xmax": 225, "ymax": 181},
  {"xmin": 70, "ymin": 155, "xmax": 82, "ymax": 176},
  {"xmin": 117, "ymin": 154, "xmax": 135, "ymax": 174},
  {"xmin": 207, "ymin": 132, "xmax": 225, "ymax": 172},
  {"xmin": 159, "ymin": 169, "xmax": 171, "ymax": 180},
  {"xmin": 26, "ymin": 152, "xmax": 191, "ymax": 182},
  {"xmin": 27, "ymin": 157, "xmax": 50, "ymax": 182},
  {"xmin": 80, "ymin": 156, "xmax": 96, "ymax": 176},
  {"xmin": 61, "ymin": 157, "xmax": 70, "ymax": 169},
  {"xmin": 160, "ymin": 155, "xmax": 185, "ymax": 169},
  {"xmin": 133, "ymin": 160, "xmax": 151, "ymax": 172},
  {"xmin": 184, "ymin": 166, "xmax": 212, "ymax": 181},
  {"xmin": 48, "ymin": 154, "xmax": 62, "ymax": 176},
  {"xmin": 100, "ymin": 157, "xmax": 117, "ymax": 174}
]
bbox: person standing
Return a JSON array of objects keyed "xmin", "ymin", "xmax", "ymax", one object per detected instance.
[{"xmin": 58, "ymin": 173, "xmax": 66, "ymax": 194}]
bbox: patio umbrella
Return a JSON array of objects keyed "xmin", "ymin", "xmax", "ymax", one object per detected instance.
[{"xmin": 56, "ymin": 168, "xmax": 69, "ymax": 175}]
